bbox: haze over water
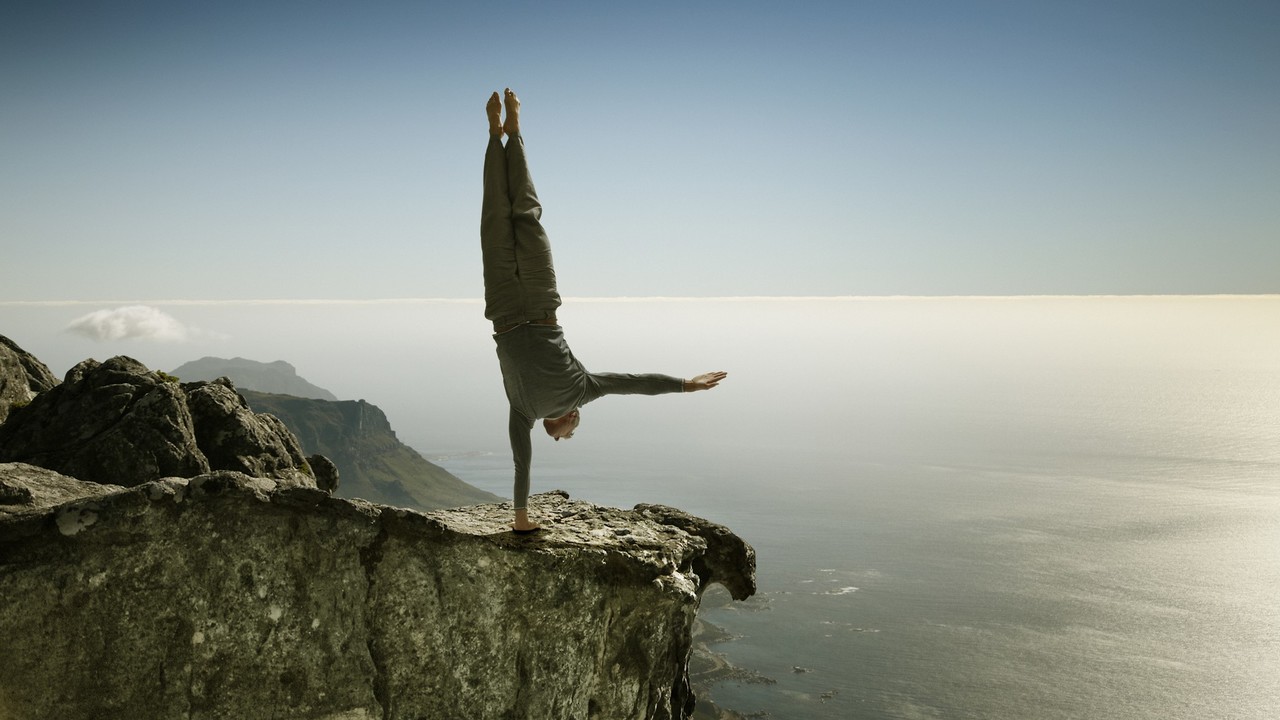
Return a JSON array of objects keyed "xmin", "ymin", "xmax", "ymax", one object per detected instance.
[{"xmin": 4, "ymin": 295, "xmax": 1278, "ymax": 718}]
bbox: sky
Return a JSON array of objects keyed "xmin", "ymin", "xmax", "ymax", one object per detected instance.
[{"xmin": 2, "ymin": 0, "xmax": 1278, "ymax": 305}]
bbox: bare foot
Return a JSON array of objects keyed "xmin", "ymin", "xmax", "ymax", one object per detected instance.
[
  {"xmin": 502, "ymin": 87, "xmax": 521, "ymax": 136},
  {"xmin": 511, "ymin": 507, "xmax": 541, "ymax": 533},
  {"xmin": 486, "ymin": 91, "xmax": 502, "ymax": 137}
]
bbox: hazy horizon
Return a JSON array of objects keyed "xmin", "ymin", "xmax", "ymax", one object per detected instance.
[
  {"xmin": 4, "ymin": 295, "xmax": 1277, "ymax": 459},
  {"xmin": 4, "ymin": 295, "xmax": 1278, "ymax": 717}
]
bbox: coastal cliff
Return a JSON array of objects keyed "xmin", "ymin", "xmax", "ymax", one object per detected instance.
[
  {"xmin": 0, "ymin": 467, "xmax": 755, "ymax": 720},
  {"xmin": 239, "ymin": 389, "xmax": 500, "ymax": 511},
  {"xmin": 0, "ymin": 336, "xmax": 756, "ymax": 719}
]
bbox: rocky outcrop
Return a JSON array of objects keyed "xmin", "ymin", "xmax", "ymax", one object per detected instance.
[
  {"xmin": 0, "ymin": 462, "xmax": 124, "ymax": 514},
  {"xmin": 171, "ymin": 356, "xmax": 339, "ymax": 401},
  {"xmin": 307, "ymin": 452, "xmax": 340, "ymax": 493},
  {"xmin": 240, "ymin": 389, "xmax": 501, "ymax": 510},
  {"xmin": 0, "ymin": 334, "xmax": 59, "ymax": 423},
  {"xmin": 0, "ymin": 356, "xmax": 316, "ymax": 488},
  {"xmin": 0, "ymin": 466, "xmax": 756, "ymax": 720}
]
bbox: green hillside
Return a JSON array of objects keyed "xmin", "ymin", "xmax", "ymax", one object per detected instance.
[{"xmin": 240, "ymin": 390, "xmax": 500, "ymax": 511}]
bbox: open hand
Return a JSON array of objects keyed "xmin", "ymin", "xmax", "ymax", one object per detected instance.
[{"xmin": 684, "ymin": 371, "xmax": 728, "ymax": 392}]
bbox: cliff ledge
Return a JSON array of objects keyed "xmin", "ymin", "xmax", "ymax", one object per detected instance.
[{"xmin": 0, "ymin": 463, "xmax": 755, "ymax": 720}]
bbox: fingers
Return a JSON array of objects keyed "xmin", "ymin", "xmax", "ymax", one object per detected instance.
[{"xmin": 697, "ymin": 371, "xmax": 728, "ymax": 389}]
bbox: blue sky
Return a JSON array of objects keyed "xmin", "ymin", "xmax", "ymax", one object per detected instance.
[{"xmin": 2, "ymin": 0, "xmax": 1278, "ymax": 301}]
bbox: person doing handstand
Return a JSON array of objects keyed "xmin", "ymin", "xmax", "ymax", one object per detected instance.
[{"xmin": 482, "ymin": 88, "xmax": 727, "ymax": 533}]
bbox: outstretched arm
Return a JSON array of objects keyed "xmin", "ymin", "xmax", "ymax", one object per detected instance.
[{"xmin": 683, "ymin": 371, "xmax": 728, "ymax": 392}]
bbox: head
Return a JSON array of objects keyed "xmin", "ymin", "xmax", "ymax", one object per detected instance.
[{"xmin": 543, "ymin": 409, "xmax": 580, "ymax": 441}]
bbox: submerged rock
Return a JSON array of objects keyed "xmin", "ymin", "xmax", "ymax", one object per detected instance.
[{"xmin": 0, "ymin": 471, "xmax": 756, "ymax": 720}]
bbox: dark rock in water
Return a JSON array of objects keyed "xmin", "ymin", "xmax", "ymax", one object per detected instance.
[
  {"xmin": 0, "ymin": 334, "xmax": 59, "ymax": 424},
  {"xmin": 0, "ymin": 356, "xmax": 317, "ymax": 488},
  {"xmin": 0, "ymin": 468, "xmax": 756, "ymax": 720},
  {"xmin": 240, "ymin": 389, "xmax": 501, "ymax": 510},
  {"xmin": 307, "ymin": 452, "xmax": 339, "ymax": 493},
  {"xmin": 171, "ymin": 356, "xmax": 339, "ymax": 400}
]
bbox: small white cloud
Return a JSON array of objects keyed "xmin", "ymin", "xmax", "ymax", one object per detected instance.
[{"xmin": 65, "ymin": 305, "xmax": 215, "ymax": 343}]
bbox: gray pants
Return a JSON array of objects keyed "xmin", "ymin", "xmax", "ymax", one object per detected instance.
[{"xmin": 481, "ymin": 134, "xmax": 562, "ymax": 330}]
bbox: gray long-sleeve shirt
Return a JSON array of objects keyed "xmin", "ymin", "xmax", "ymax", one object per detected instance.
[{"xmin": 494, "ymin": 323, "xmax": 683, "ymax": 507}]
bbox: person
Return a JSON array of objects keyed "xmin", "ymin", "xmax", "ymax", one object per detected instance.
[{"xmin": 481, "ymin": 88, "xmax": 727, "ymax": 533}]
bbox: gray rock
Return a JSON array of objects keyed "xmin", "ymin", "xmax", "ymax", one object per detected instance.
[
  {"xmin": 182, "ymin": 377, "xmax": 313, "ymax": 487},
  {"xmin": 0, "ymin": 462, "xmax": 125, "ymax": 516},
  {"xmin": 0, "ymin": 334, "xmax": 59, "ymax": 424},
  {"xmin": 0, "ymin": 471, "xmax": 756, "ymax": 720},
  {"xmin": 307, "ymin": 452, "xmax": 340, "ymax": 493},
  {"xmin": 0, "ymin": 356, "xmax": 210, "ymax": 484},
  {"xmin": 0, "ymin": 356, "xmax": 317, "ymax": 488}
]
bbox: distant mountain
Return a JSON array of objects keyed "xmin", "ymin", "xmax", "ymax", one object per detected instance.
[
  {"xmin": 239, "ymin": 389, "xmax": 500, "ymax": 511},
  {"xmin": 171, "ymin": 357, "xmax": 338, "ymax": 401}
]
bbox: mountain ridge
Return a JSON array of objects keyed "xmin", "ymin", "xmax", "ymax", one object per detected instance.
[
  {"xmin": 171, "ymin": 356, "xmax": 338, "ymax": 401},
  {"xmin": 239, "ymin": 389, "xmax": 500, "ymax": 510}
]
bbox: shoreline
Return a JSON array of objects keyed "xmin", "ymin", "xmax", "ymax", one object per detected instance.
[{"xmin": 689, "ymin": 613, "xmax": 776, "ymax": 720}]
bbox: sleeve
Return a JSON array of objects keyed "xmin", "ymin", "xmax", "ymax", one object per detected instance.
[
  {"xmin": 585, "ymin": 372, "xmax": 685, "ymax": 402},
  {"xmin": 509, "ymin": 406, "xmax": 535, "ymax": 510}
]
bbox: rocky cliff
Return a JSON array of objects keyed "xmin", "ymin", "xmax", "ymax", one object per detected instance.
[
  {"xmin": 0, "ymin": 336, "xmax": 756, "ymax": 719},
  {"xmin": 0, "ymin": 465, "xmax": 755, "ymax": 720},
  {"xmin": 240, "ymin": 389, "xmax": 500, "ymax": 511}
]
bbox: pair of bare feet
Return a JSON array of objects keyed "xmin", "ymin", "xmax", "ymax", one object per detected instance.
[{"xmin": 488, "ymin": 88, "xmax": 520, "ymax": 138}]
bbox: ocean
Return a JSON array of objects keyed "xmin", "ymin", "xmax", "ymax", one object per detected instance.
[
  {"xmin": 430, "ymin": 296, "xmax": 1280, "ymax": 720},
  {"xmin": 6, "ymin": 295, "xmax": 1278, "ymax": 719}
]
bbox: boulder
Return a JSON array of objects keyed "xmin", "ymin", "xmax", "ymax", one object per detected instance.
[
  {"xmin": 0, "ymin": 462, "xmax": 124, "ymax": 516},
  {"xmin": 183, "ymin": 377, "xmax": 312, "ymax": 486},
  {"xmin": 307, "ymin": 452, "xmax": 340, "ymax": 493},
  {"xmin": 0, "ymin": 356, "xmax": 320, "ymax": 488},
  {"xmin": 0, "ymin": 471, "xmax": 756, "ymax": 720},
  {"xmin": 0, "ymin": 334, "xmax": 59, "ymax": 424}
]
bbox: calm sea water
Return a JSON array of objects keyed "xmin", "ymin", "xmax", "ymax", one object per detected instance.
[
  {"xmin": 434, "ymin": 297, "xmax": 1280, "ymax": 720},
  {"xmin": 7, "ymin": 296, "xmax": 1278, "ymax": 718}
]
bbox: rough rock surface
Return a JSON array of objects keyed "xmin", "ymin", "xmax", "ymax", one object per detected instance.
[
  {"xmin": 0, "ymin": 462, "xmax": 124, "ymax": 515},
  {"xmin": 0, "ymin": 356, "xmax": 316, "ymax": 488},
  {"xmin": 0, "ymin": 469, "xmax": 756, "ymax": 720},
  {"xmin": 0, "ymin": 334, "xmax": 59, "ymax": 423},
  {"xmin": 308, "ymin": 452, "xmax": 340, "ymax": 493}
]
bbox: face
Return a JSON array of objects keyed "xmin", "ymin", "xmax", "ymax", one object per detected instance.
[{"xmin": 543, "ymin": 409, "xmax": 580, "ymax": 441}]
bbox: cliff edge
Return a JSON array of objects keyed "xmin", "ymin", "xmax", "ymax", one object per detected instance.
[{"xmin": 0, "ymin": 465, "xmax": 756, "ymax": 720}]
